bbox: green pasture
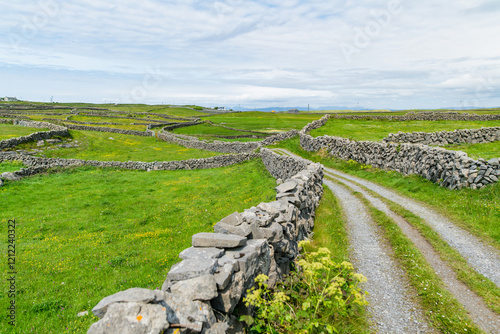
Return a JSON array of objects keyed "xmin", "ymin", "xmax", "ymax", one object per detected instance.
[
  {"xmin": 171, "ymin": 123, "xmax": 267, "ymax": 142},
  {"xmin": 446, "ymin": 141, "xmax": 500, "ymax": 160},
  {"xmin": 0, "ymin": 159, "xmax": 276, "ymax": 333},
  {"xmin": 207, "ymin": 112, "xmax": 322, "ymax": 132},
  {"xmin": 25, "ymin": 130, "xmax": 221, "ymax": 162},
  {"xmin": 311, "ymin": 119, "xmax": 500, "ymax": 141},
  {"xmin": 64, "ymin": 104, "xmax": 209, "ymax": 117},
  {"xmin": 0, "ymin": 123, "xmax": 49, "ymax": 140}
]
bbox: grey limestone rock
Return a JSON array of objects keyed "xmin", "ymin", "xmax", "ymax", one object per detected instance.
[
  {"xmin": 179, "ymin": 247, "xmax": 225, "ymax": 261},
  {"xmin": 218, "ymin": 212, "xmax": 243, "ymax": 226},
  {"xmin": 92, "ymin": 288, "xmax": 166, "ymax": 318},
  {"xmin": 87, "ymin": 302, "xmax": 170, "ymax": 334},
  {"xmin": 204, "ymin": 322, "xmax": 230, "ymax": 334},
  {"xmin": 1, "ymin": 172, "xmax": 21, "ymax": 181},
  {"xmin": 488, "ymin": 158, "xmax": 500, "ymax": 166},
  {"xmin": 192, "ymin": 232, "xmax": 247, "ymax": 248},
  {"xmin": 275, "ymin": 181, "xmax": 298, "ymax": 193},
  {"xmin": 170, "ymin": 275, "xmax": 218, "ymax": 301},
  {"xmin": 214, "ymin": 221, "xmax": 252, "ymax": 237},
  {"xmin": 161, "ymin": 294, "xmax": 216, "ymax": 332},
  {"xmin": 211, "ymin": 271, "xmax": 245, "ymax": 313},
  {"xmin": 166, "ymin": 259, "xmax": 218, "ymax": 282},
  {"xmin": 213, "ymin": 263, "xmax": 235, "ymax": 290}
]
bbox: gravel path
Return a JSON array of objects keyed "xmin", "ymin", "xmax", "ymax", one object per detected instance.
[
  {"xmin": 273, "ymin": 148, "xmax": 500, "ymax": 333},
  {"xmin": 327, "ymin": 173, "xmax": 500, "ymax": 334},
  {"xmin": 324, "ymin": 179, "xmax": 432, "ymax": 333},
  {"xmin": 275, "ymin": 149, "xmax": 500, "ymax": 287}
]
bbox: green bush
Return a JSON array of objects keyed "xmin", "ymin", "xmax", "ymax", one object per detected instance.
[{"xmin": 242, "ymin": 240, "xmax": 368, "ymax": 333}]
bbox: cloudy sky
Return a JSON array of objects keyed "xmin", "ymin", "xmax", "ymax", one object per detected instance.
[{"xmin": 1, "ymin": 0, "xmax": 500, "ymax": 109}]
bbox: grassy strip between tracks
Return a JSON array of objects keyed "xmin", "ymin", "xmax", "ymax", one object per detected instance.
[
  {"xmin": 346, "ymin": 184, "xmax": 482, "ymax": 333},
  {"xmin": 326, "ymin": 170, "xmax": 500, "ymax": 315}
]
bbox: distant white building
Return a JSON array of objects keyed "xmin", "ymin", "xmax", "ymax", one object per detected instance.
[
  {"xmin": 3, "ymin": 97, "xmax": 19, "ymax": 102},
  {"xmin": 288, "ymin": 108, "xmax": 299, "ymax": 113}
]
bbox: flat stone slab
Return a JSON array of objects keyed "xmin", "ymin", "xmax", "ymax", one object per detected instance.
[
  {"xmin": 88, "ymin": 302, "xmax": 170, "ymax": 334},
  {"xmin": 167, "ymin": 258, "xmax": 218, "ymax": 282},
  {"xmin": 179, "ymin": 247, "xmax": 225, "ymax": 260},
  {"xmin": 192, "ymin": 232, "xmax": 247, "ymax": 248},
  {"xmin": 218, "ymin": 212, "xmax": 243, "ymax": 226},
  {"xmin": 92, "ymin": 288, "xmax": 166, "ymax": 318},
  {"xmin": 275, "ymin": 181, "xmax": 298, "ymax": 193},
  {"xmin": 1, "ymin": 172, "xmax": 21, "ymax": 181},
  {"xmin": 170, "ymin": 275, "xmax": 218, "ymax": 301}
]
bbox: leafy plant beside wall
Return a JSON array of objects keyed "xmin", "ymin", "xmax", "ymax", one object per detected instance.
[{"xmin": 242, "ymin": 240, "xmax": 368, "ymax": 334}]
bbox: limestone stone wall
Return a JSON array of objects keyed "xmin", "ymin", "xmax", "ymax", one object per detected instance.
[
  {"xmin": 300, "ymin": 131, "xmax": 500, "ymax": 190},
  {"xmin": 158, "ymin": 130, "xmax": 261, "ymax": 153},
  {"xmin": 0, "ymin": 119, "xmax": 69, "ymax": 150},
  {"xmin": 384, "ymin": 127, "xmax": 500, "ymax": 146},
  {"xmin": 0, "ymin": 152, "xmax": 259, "ymax": 177},
  {"xmin": 86, "ymin": 150, "xmax": 324, "ymax": 334},
  {"xmin": 328, "ymin": 111, "xmax": 500, "ymax": 121},
  {"xmin": 161, "ymin": 120, "xmax": 203, "ymax": 131},
  {"xmin": 65, "ymin": 123, "xmax": 154, "ymax": 136},
  {"xmin": 158, "ymin": 129, "xmax": 299, "ymax": 154},
  {"xmin": 260, "ymin": 147, "xmax": 308, "ymax": 180}
]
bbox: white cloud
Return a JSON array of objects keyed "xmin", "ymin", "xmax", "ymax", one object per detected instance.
[{"xmin": 0, "ymin": 0, "xmax": 499, "ymax": 108}]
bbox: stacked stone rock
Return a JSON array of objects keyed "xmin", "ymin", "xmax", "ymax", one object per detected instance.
[
  {"xmin": 328, "ymin": 112, "xmax": 500, "ymax": 121},
  {"xmin": 65, "ymin": 124, "xmax": 154, "ymax": 137},
  {"xmin": 384, "ymin": 127, "xmax": 500, "ymax": 146},
  {"xmin": 87, "ymin": 150, "xmax": 323, "ymax": 334},
  {"xmin": 0, "ymin": 152, "xmax": 260, "ymax": 180},
  {"xmin": 162, "ymin": 120, "xmax": 203, "ymax": 131},
  {"xmin": 0, "ymin": 119, "xmax": 69, "ymax": 150},
  {"xmin": 299, "ymin": 117, "xmax": 500, "ymax": 190},
  {"xmin": 158, "ymin": 131, "xmax": 261, "ymax": 153},
  {"xmin": 260, "ymin": 130, "xmax": 298, "ymax": 146},
  {"xmin": 158, "ymin": 129, "xmax": 299, "ymax": 154}
]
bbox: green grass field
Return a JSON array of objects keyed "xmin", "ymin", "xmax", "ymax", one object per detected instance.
[
  {"xmin": 19, "ymin": 130, "xmax": 222, "ymax": 162},
  {"xmin": 0, "ymin": 159, "xmax": 276, "ymax": 333},
  {"xmin": 171, "ymin": 123, "xmax": 267, "ymax": 142},
  {"xmin": 311, "ymin": 119, "xmax": 500, "ymax": 141},
  {"xmin": 60, "ymin": 104, "xmax": 210, "ymax": 117},
  {"xmin": 0, "ymin": 123, "xmax": 49, "ymax": 140},
  {"xmin": 445, "ymin": 141, "xmax": 500, "ymax": 160},
  {"xmin": 207, "ymin": 112, "xmax": 322, "ymax": 132}
]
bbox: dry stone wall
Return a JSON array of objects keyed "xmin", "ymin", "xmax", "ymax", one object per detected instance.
[
  {"xmin": 158, "ymin": 131, "xmax": 261, "ymax": 153},
  {"xmin": 87, "ymin": 150, "xmax": 324, "ymax": 334},
  {"xmin": 0, "ymin": 119, "xmax": 69, "ymax": 150},
  {"xmin": 161, "ymin": 120, "xmax": 203, "ymax": 131},
  {"xmin": 65, "ymin": 123, "xmax": 154, "ymax": 136},
  {"xmin": 384, "ymin": 127, "xmax": 500, "ymax": 146},
  {"xmin": 300, "ymin": 116, "xmax": 500, "ymax": 190},
  {"xmin": 0, "ymin": 152, "xmax": 259, "ymax": 178},
  {"xmin": 328, "ymin": 111, "xmax": 500, "ymax": 121},
  {"xmin": 158, "ymin": 129, "xmax": 299, "ymax": 154}
]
